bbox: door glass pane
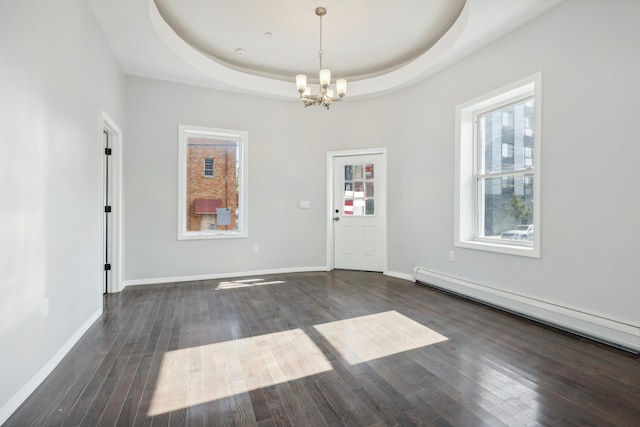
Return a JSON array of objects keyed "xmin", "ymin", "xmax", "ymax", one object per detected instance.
[
  {"xmin": 342, "ymin": 162, "xmax": 376, "ymax": 217},
  {"xmin": 365, "ymin": 182, "xmax": 374, "ymax": 197},
  {"xmin": 354, "ymin": 199, "xmax": 365, "ymax": 216},
  {"xmin": 344, "ymin": 165, "xmax": 353, "ymax": 181},
  {"xmin": 355, "ymin": 164, "xmax": 363, "ymax": 179},
  {"xmin": 344, "ymin": 199, "xmax": 353, "ymax": 215},
  {"xmin": 365, "ymin": 199, "xmax": 375, "ymax": 215},
  {"xmin": 344, "ymin": 182, "xmax": 353, "ymax": 197},
  {"xmin": 365, "ymin": 164, "xmax": 374, "ymax": 179},
  {"xmin": 354, "ymin": 181, "xmax": 364, "ymax": 197}
]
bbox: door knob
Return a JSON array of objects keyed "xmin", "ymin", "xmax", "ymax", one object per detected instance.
[{"xmin": 334, "ymin": 217, "xmax": 340, "ymax": 222}]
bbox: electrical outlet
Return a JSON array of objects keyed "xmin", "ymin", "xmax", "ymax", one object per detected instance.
[
  {"xmin": 448, "ymin": 251, "xmax": 455, "ymax": 262},
  {"xmin": 252, "ymin": 244, "xmax": 259, "ymax": 253}
]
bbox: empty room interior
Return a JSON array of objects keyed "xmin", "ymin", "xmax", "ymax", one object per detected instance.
[{"xmin": 1, "ymin": 0, "xmax": 639, "ymax": 425}]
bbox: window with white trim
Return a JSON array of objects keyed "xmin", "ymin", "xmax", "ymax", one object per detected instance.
[
  {"xmin": 178, "ymin": 125, "xmax": 248, "ymax": 240},
  {"xmin": 455, "ymin": 74, "xmax": 541, "ymax": 257},
  {"xmin": 204, "ymin": 157, "xmax": 214, "ymax": 178}
]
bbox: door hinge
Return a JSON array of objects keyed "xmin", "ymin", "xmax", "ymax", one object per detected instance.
[
  {"xmin": 105, "ymin": 148, "xmax": 112, "ymax": 155},
  {"xmin": 104, "ymin": 263, "xmax": 111, "ymax": 271},
  {"xmin": 104, "ymin": 205, "xmax": 112, "ymax": 213}
]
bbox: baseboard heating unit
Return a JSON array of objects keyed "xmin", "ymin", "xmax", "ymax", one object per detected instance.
[{"xmin": 412, "ymin": 267, "xmax": 640, "ymax": 354}]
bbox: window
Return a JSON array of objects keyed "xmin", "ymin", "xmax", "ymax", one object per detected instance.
[
  {"xmin": 178, "ymin": 125, "xmax": 248, "ymax": 240},
  {"xmin": 501, "ymin": 143, "xmax": 513, "ymax": 158},
  {"xmin": 455, "ymin": 74, "xmax": 541, "ymax": 257},
  {"xmin": 204, "ymin": 158, "xmax": 214, "ymax": 177},
  {"xmin": 343, "ymin": 163, "xmax": 375, "ymax": 215}
]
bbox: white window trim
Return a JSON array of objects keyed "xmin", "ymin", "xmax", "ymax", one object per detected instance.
[
  {"xmin": 178, "ymin": 125, "xmax": 248, "ymax": 240},
  {"xmin": 455, "ymin": 73, "xmax": 541, "ymax": 257}
]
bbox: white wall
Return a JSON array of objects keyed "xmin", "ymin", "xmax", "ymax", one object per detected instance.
[
  {"xmin": 0, "ymin": 0, "xmax": 125, "ymax": 421},
  {"xmin": 124, "ymin": 0, "xmax": 639, "ymax": 347},
  {"xmin": 125, "ymin": 67, "xmax": 405, "ymax": 283},
  {"xmin": 125, "ymin": 78, "xmax": 332, "ymax": 281},
  {"xmin": 382, "ymin": 0, "xmax": 640, "ymax": 344}
]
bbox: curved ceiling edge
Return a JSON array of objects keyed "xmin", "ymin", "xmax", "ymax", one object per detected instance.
[
  {"xmin": 148, "ymin": 1, "xmax": 293, "ymax": 99},
  {"xmin": 351, "ymin": 2, "xmax": 469, "ymax": 97},
  {"xmin": 148, "ymin": 0, "xmax": 468, "ymax": 100}
]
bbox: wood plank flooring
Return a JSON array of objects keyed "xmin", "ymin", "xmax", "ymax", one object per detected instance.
[{"xmin": 6, "ymin": 271, "xmax": 640, "ymax": 426}]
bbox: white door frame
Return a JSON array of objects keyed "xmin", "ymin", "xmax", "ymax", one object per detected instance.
[
  {"xmin": 102, "ymin": 112, "xmax": 124, "ymax": 293},
  {"xmin": 326, "ymin": 147, "xmax": 388, "ymax": 271}
]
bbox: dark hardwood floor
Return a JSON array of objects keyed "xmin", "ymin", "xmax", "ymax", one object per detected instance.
[{"xmin": 6, "ymin": 271, "xmax": 640, "ymax": 426}]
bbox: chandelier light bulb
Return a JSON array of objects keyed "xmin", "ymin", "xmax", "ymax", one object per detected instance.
[
  {"xmin": 336, "ymin": 79, "xmax": 347, "ymax": 97},
  {"xmin": 319, "ymin": 69, "xmax": 331, "ymax": 88},
  {"xmin": 296, "ymin": 74, "xmax": 307, "ymax": 93}
]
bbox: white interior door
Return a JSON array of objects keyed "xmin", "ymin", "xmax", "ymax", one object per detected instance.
[
  {"xmin": 332, "ymin": 152, "xmax": 386, "ymax": 272},
  {"xmin": 102, "ymin": 112, "xmax": 122, "ymax": 293}
]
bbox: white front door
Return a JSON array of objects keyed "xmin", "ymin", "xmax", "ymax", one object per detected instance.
[{"xmin": 331, "ymin": 151, "xmax": 386, "ymax": 272}]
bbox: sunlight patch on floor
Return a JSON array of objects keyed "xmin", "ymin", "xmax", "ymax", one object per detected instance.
[
  {"xmin": 313, "ymin": 310, "xmax": 448, "ymax": 364},
  {"xmin": 148, "ymin": 310, "xmax": 448, "ymax": 416},
  {"xmin": 215, "ymin": 278, "xmax": 286, "ymax": 290},
  {"xmin": 147, "ymin": 328, "xmax": 331, "ymax": 416}
]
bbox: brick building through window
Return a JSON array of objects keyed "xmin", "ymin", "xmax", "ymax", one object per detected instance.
[{"xmin": 186, "ymin": 138, "xmax": 238, "ymax": 231}]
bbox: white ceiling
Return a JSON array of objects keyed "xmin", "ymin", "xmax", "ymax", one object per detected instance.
[
  {"xmin": 153, "ymin": 0, "xmax": 466, "ymax": 82},
  {"xmin": 88, "ymin": 0, "xmax": 566, "ymax": 100}
]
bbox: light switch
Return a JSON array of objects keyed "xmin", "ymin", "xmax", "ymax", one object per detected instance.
[{"xmin": 299, "ymin": 200, "xmax": 311, "ymax": 209}]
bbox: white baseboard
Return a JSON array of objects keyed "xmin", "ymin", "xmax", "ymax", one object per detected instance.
[
  {"xmin": 413, "ymin": 267, "xmax": 640, "ymax": 353},
  {"xmin": 0, "ymin": 309, "xmax": 102, "ymax": 425},
  {"xmin": 121, "ymin": 266, "xmax": 329, "ymax": 289},
  {"xmin": 384, "ymin": 270, "xmax": 413, "ymax": 282}
]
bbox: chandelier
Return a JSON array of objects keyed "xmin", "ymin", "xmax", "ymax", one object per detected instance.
[{"xmin": 295, "ymin": 7, "xmax": 347, "ymax": 109}]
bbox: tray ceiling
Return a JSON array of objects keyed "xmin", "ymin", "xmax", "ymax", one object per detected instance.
[{"xmin": 88, "ymin": 0, "xmax": 566, "ymax": 99}]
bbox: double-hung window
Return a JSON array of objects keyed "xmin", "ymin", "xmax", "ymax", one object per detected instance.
[
  {"xmin": 455, "ymin": 74, "xmax": 541, "ymax": 257},
  {"xmin": 178, "ymin": 125, "xmax": 248, "ymax": 239},
  {"xmin": 204, "ymin": 158, "xmax": 214, "ymax": 178}
]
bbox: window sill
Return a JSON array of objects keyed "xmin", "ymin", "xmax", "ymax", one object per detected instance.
[
  {"xmin": 178, "ymin": 231, "xmax": 247, "ymax": 241},
  {"xmin": 455, "ymin": 238, "xmax": 540, "ymax": 258}
]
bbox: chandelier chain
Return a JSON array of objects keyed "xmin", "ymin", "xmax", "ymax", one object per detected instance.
[{"xmin": 318, "ymin": 14, "xmax": 323, "ymax": 70}]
